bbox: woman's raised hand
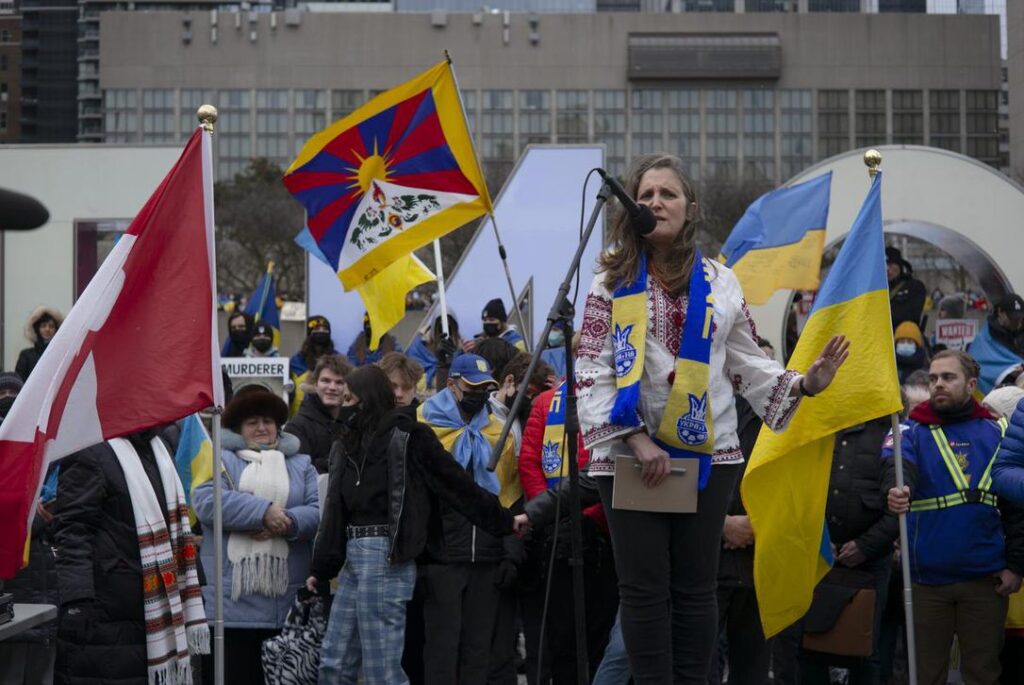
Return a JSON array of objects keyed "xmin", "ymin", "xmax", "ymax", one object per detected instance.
[{"xmin": 802, "ymin": 335, "xmax": 850, "ymax": 396}]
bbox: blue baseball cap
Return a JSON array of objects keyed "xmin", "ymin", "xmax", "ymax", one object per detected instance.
[{"xmin": 448, "ymin": 354, "xmax": 496, "ymax": 387}]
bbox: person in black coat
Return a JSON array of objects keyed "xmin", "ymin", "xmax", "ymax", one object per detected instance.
[
  {"xmin": 798, "ymin": 416, "xmax": 898, "ymax": 685},
  {"xmin": 51, "ymin": 431, "xmax": 172, "ymax": 685},
  {"xmin": 15, "ymin": 306, "xmax": 62, "ymax": 382},
  {"xmin": 886, "ymin": 247, "xmax": 926, "ymax": 330},
  {"xmin": 283, "ymin": 354, "xmax": 352, "ymax": 473},
  {"xmin": 307, "ymin": 365, "xmax": 524, "ymax": 683}
]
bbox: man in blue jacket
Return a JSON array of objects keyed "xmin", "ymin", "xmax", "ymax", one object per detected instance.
[
  {"xmin": 992, "ymin": 396, "xmax": 1024, "ymax": 503},
  {"xmin": 886, "ymin": 350, "xmax": 1024, "ymax": 685}
]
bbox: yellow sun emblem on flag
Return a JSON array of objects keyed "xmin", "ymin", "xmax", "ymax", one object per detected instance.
[{"xmin": 345, "ymin": 140, "xmax": 393, "ymax": 195}]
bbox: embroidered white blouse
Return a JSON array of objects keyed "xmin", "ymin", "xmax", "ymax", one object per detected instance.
[{"xmin": 577, "ymin": 259, "xmax": 802, "ymax": 476}]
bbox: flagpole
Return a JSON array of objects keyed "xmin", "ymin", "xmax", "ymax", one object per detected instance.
[
  {"xmin": 254, "ymin": 261, "xmax": 274, "ymax": 324},
  {"xmin": 432, "ymin": 239, "xmax": 451, "ymax": 338},
  {"xmin": 866, "ymin": 148, "xmax": 918, "ymax": 685},
  {"xmin": 444, "ymin": 51, "xmax": 531, "ymax": 352},
  {"xmin": 199, "ymin": 103, "xmax": 226, "ymax": 685}
]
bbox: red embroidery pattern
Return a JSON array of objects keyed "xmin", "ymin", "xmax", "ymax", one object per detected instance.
[
  {"xmin": 740, "ymin": 299, "xmax": 759, "ymax": 341},
  {"xmin": 764, "ymin": 370, "xmax": 800, "ymax": 428},
  {"xmin": 582, "ymin": 421, "xmax": 634, "ymax": 448},
  {"xmin": 579, "ymin": 292, "xmax": 612, "ymax": 359}
]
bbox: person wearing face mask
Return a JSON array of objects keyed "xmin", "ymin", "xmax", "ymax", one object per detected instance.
[
  {"xmin": 414, "ymin": 354, "xmax": 523, "ymax": 685},
  {"xmin": 894, "ymin": 321, "xmax": 928, "ymax": 383},
  {"xmin": 540, "ymin": 320, "xmax": 570, "ymax": 380},
  {"xmin": 475, "ymin": 298, "xmax": 526, "ymax": 352},
  {"xmin": 15, "ymin": 306, "xmax": 63, "ymax": 382},
  {"xmin": 284, "ymin": 354, "xmax": 353, "ymax": 474},
  {"xmin": 886, "ymin": 351, "xmax": 1024, "ymax": 685},
  {"xmin": 192, "ymin": 385, "xmax": 320, "ymax": 684},
  {"xmin": 289, "ymin": 315, "xmax": 337, "ymax": 415},
  {"xmin": 222, "ymin": 311, "xmax": 254, "ymax": 358},
  {"xmin": 307, "ymin": 365, "xmax": 524, "ymax": 684},
  {"xmin": 348, "ymin": 312, "xmax": 403, "ymax": 367},
  {"xmin": 243, "ymin": 321, "xmax": 280, "ymax": 358}
]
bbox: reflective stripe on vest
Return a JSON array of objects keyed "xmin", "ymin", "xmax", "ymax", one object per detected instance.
[{"xmin": 910, "ymin": 417, "xmax": 1007, "ymax": 512}]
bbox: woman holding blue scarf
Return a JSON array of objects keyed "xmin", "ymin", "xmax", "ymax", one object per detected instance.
[
  {"xmin": 576, "ymin": 153, "xmax": 849, "ymax": 684},
  {"xmin": 307, "ymin": 364, "xmax": 527, "ymax": 684}
]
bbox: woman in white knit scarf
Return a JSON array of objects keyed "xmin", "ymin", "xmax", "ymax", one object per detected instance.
[{"xmin": 193, "ymin": 385, "xmax": 320, "ymax": 684}]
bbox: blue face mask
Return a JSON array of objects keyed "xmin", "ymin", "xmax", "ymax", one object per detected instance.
[
  {"xmin": 547, "ymin": 330, "xmax": 565, "ymax": 348},
  {"xmin": 896, "ymin": 342, "xmax": 917, "ymax": 358}
]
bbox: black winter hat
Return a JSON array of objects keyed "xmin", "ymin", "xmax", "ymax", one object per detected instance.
[
  {"xmin": 482, "ymin": 298, "xmax": 508, "ymax": 322},
  {"xmin": 0, "ymin": 372, "xmax": 23, "ymax": 393},
  {"xmin": 885, "ymin": 246, "xmax": 912, "ymax": 274},
  {"xmin": 222, "ymin": 384, "xmax": 289, "ymax": 431},
  {"xmin": 253, "ymin": 322, "xmax": 274, "ymax": 338}
]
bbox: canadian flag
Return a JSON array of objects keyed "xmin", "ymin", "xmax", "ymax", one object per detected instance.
[{"xmin": 0, "ymin": 128, "xmax": 224, "ymax": 578}]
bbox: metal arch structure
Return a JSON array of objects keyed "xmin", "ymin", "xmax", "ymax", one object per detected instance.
[{"xmin": 747, "ymin": 145, "xmax": 1024, "ymax": 352}]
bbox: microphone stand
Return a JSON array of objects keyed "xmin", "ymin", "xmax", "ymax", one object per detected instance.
[{"xmin": 488, "ymin": 178, "xmax": 611, "ymax": 685}]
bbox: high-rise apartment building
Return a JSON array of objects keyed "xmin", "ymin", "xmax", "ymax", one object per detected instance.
[
  {"xmin": 19, "ymin": 0, "xmax": 76, "ymax": 142},
  {"xmin": 0, "ymin": 12, "xmax": 21, "ymax": 142}
]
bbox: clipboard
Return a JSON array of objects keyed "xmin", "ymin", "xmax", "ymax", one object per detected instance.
[{"xmin": 612, "ymin": 452, "xmax": 698, "ymax": 514}]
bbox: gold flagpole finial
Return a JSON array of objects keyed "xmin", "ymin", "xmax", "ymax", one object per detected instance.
[
  {"xmin": 267, "ymin": 260, "xmax": 275, "ymax": 274},
  {"xmin": 864, "ymin": 149, "xmax": 882, "ymax": 179},
  {"xmin": 198, "ymin": 105, "xmax": 219, "ymax": 133}
]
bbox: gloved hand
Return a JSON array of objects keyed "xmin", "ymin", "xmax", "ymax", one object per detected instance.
[
  {"xmin": 436, "ymin": 336, "xmax": 457, "ymax": 367},
  {"xmin": 494, "ymin": 559, "xmax": 518, "ymax": 591}
]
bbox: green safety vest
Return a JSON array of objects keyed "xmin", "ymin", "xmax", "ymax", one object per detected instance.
[{"xmin": 909, "ymin": 418, "xmax": 1008, "ymax": 513}]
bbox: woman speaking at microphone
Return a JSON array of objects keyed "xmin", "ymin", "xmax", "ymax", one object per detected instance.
[{"xmin": 575, "ymin": 153, "xmax": 848, "ymax": 684}]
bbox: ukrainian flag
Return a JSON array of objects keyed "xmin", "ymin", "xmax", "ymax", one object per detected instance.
[
  {"xmin": 719, "ymin": 172, "xmax": 831, "ymax": 305},
  {"xmin": 174, "ymin": 413, "xmax": 214, "ymax": 525},
  {"xmin": 284, "ymin": 59, "xmax": 488, "ymax": 346},
  {"xmin": 244, "ymin": 263, "xmax": 281, "ymax": 330},
  {"xmin": 740, "ymin": 173, "xmax": 901, "ymax": 637}
]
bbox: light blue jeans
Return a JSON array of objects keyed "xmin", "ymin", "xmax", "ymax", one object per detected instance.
[
  {"xmin": 318, "ymin": 536, "xmax": 416, "ymax": 685},
  {"xmin": 592, "ymin": 610, "xmax": 631, "ymax": 685}
]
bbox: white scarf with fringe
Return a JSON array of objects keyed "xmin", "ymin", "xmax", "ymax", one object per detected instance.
[
  {"xmin": 109, "ymin": 437, "xmax": 209, "ymax": 685},
  {"xmin": 227, "ymin": 448, "xmax": 291, "ymax": 600}
]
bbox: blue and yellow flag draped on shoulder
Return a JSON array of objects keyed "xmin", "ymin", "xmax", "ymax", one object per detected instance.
[
  {"xmin": 284, "ymin": 60, "xmax": 491, "ymax": 347},
  {"xmin": 719, "ymin": 172, "xmax": 831, "ymax": 305},
  {"xmin": 740, "ymin": 173, "xmax": 901, "ymax": 637}
]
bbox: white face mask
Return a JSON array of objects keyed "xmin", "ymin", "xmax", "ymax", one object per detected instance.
[{"xmin": 896, "ymin": 342, "xmax": 917, "ymax": 357}]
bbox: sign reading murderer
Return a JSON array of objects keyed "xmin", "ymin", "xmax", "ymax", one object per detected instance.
[
  {"xmin": 934, "ymin": 319, "xmax": 979, "ymax": 351},
  {"xmin": 221, "ymin": 357, "xmax": 291, "ymax": 401}
]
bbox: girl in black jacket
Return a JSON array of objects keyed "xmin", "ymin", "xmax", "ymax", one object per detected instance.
[{"xmin": 306, "ymin": 365, "xmax": 527, "ymax": 684}]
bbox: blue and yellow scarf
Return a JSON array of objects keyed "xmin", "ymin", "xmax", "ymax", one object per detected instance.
[
  {"xmin": 540, "ymin": 382, "xmax": 568, "ymax": 488},
  {"xmin": 609, "ymin": 250, "xmax": 716, "ymax": 488}
]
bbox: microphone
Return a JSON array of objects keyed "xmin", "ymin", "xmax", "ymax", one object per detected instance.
[
  {"xmin": 597, "ymin": 168, "xmax": 656, "ymax": 236},
  {"xmin": 0, "ymin": 188, "xmax": 49, "ymax": 231}
]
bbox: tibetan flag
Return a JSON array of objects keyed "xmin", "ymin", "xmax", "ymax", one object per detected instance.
[
  {"xmin": 173, "ymin": 413, "xmax": 214, "ymax": 525},
  {"xmin": 720, "ymin": 172, "xmax": 831, "ymax": 305},
  {"xmin": 283, "ymin": 59, "xmax": 492, "ymax": 292},
  {"xmin": 243, "ymin": 262, "xmax": 281, "ymax": 330},
  {"xmin": 741, "ymin": 173, "xmax": 901, "ymax": 637},
  {"xmin": 0, "ymin": 128, "xmax": 223, "ymax": 579}
]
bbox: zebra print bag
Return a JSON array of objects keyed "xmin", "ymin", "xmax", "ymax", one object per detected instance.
[{"xmin": 262, "ymin": 589, "xmax": 330, "ymax": 685}]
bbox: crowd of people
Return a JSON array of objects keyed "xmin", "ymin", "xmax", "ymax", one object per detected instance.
[{"xmin": 4, "ymin": 152, "xmax": 1024, "ymax": 685}]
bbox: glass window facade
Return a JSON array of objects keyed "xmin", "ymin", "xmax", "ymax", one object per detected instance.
[
  {"xmin": 556, "ymin": 90, "xmax": 589, "ymax": 144},
  {"xmin": 104, "ymin": 88, "xmax": 137, "ymax": 143},
  {"xmin": 966, "ymin": 90, "xmax": 999, "ymax": 167},
  {"xmin": 294, "ymin": 89, "xmax": 327, "ymax": 156},
  {"xmin": 519, "ymin": 89, "xmax": 551, "ymax": 152},
  {"xmin": 141, "ymin": 88, "xmax": 174, "ymax": 144},
  {"xmin": 780, "ymin": 89, "xmax": 812, "ymax": 180},
  {"xmin": 218, "ymin": 89, "xmax": 252, "ymax": 180},
  {"xmin": 742, "ymin": 89, "xmax": 774, "ymax": 181},
  {"xmin": 892, "ymin": 90, "xmax": 923, "ymax": 145},
  {"xmin": 594, "ymin": 89, "xmax": 626, "ymax": 176},
  {"xmin": 482, "ymin": 90, "xmax": 515, "ymax": 181},
  {"xmin": 818, "ymin": 89, "xmax": 849, "ymax": 159},
  {"xmin": 255, "ymin": 89, "xmax": 290, "ymax": 168},
  {"xmin": 929, "ymin": 90, "xmax": 960, "ymax": 153},
  {"xmin": 855, "ymin": 90, "xmax": 886, "ymax": 148},
  {"xmin": 667, "ymin": 89, "xmax": 700, "ymax": 181},
  {"xmin": 630, "ymin": 89, "xmax": 664, "ymax": 157},
  {"xmin": 706, "ymin": 89, "xmax": 737, "ymax": 179}
]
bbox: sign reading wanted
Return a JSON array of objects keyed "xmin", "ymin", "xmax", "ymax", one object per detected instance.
[
  {"xmin": 934, "ymin": 319, "xmax": 978, "ymax": 351},
  {"xmin": 221, "ymin": 357, "xmax": 291, "ymax": 402}
]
